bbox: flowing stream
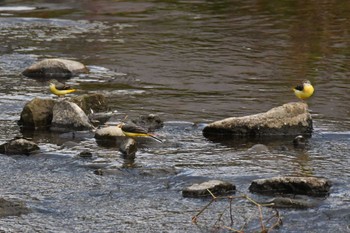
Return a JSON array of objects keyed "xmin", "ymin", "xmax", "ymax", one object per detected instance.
[{"xmin": 0, "ymin": 1, "xmax": 349, "ymax": 232}]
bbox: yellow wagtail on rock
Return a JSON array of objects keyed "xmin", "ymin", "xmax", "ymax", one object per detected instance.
[
  {"xmin": 292, "ymin": 80, "xmax": 314, "ymax": 100},
  {"xmin": 118, "ymin": 122, "xmax": 163, "ymax": 143},
  {"xmin": 49, "ymin": 82, "xmax": 76, "ymax": 97}
]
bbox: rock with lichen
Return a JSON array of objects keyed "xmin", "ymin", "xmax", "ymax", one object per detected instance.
[
  {"xmin": 203, "ymin": 102, "xmax": 312, "ymax": 139},
  {"xmin": 249, "ymin": 176, "xmax": 331, "ymax": 197}
]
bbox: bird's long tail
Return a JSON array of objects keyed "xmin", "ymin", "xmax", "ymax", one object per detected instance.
[{"xmin": 149, "ymin": 134, "xmax": 163, "ymax": 143}]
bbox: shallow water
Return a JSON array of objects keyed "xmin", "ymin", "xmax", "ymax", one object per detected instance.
[{"xmin": 0, "ymin": 1, "xmax": 350, "ymax": 232}]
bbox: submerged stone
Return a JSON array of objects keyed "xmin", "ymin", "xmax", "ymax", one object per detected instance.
[
  {"xmin": 0, "ymin": 138, "xmax": 40, "ymax": 155},
  {"xmin": 22, "ymin": 58, "xmax": 89, "ymax": 79},
  {"xmin": 182, "ymin": 180, "xmax": 236, "ymax": 198},
  {"xmin": 77, "ymin": 151, "xmax": 93, "ymax": 158},
  {"xmin": 119, "ymin": 138, "xmax": 137, "ymax": 159},
  {"xmin": 0, "ymin": 198, "xmax": 31, "ymax": 217},
  {"xmin": 293, "ymin": 135, "xmax": 306, "ymax": 149},
  {"xmin": 132, "ymin": 114, "xmax": 164, "ymax": 131},
  {"xmin": 261, "ymin": 196, "xmax": 320, "ymax": 209},
  {"xmin": 249, "ymin": 176, "xmax": 331, "ymax": 197},
  {"xmin": 247, "ymin": 144, "xmax": 269, "ymax": 153},
  {"xmin": 203, "ymin": 102, "xmax": 312, "ymax": 139}
]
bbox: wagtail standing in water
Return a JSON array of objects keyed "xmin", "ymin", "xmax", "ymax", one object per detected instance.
[
  {"xmin": 292, "ymin": 80, "xmax": 314, "ymax": 100},
  {"xmin": 118, "ymin": 122, "xmax": 163, "ymax": 143},
  {"xmin": 49, "ymin": 81, "xmax": 76, "ymax": 97}
]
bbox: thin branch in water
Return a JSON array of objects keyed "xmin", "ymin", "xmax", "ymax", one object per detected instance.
[{"xmin": 191, "ymin": 193, "xmax": 283, "ymax": 233}]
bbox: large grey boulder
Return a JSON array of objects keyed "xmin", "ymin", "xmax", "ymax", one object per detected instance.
[
  {"xmin": 51, "ymin": 100, "xmax": 94, "ymax": 131},
  {"xmin": 203, "ymin": 102, "xmax": 312, "ymax": 138},
  {"xmin": 249, "ymin": 176, "xmax": 331, "ymax": 197},
  {"xmin": 22, "ymin": 58, "xmax": 89, "ymax": 79},
  {"xmin": 18, "ymin": 96, "xmax": 106, "ymax": 130},
  {"xmin": 0, "ymin": 138, "xmax": 40, "ymax": 155},
  {"xmin": 182, "ymin": 180, "xmax": 236, "ymax": 198},
  {"xmin": 18, "ymin": 98, "xmax": 55, "ymax": 129}
]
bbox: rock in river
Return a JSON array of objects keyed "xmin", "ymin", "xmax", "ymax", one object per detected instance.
[
  {"xmin": 18, "ymin": 97, "xmax": 55, "ymax": 129},
  {"xmin": 70, "ymin": 93, "xmax": 108, "ymax": 115},
  {"xmin": 119, "ymin": 137, "xmax": 137, "ymax": 158},
  {"xmin": 132, "ymin": 114, "xmax": 164, "ymax": 131},
  {"xmin": 260, "ymin": 196, "xmax": 320, "ymax": 209},
  {"xmin": 19, "ymin": 95, "xmax": 108, "ymax": 129},
  {"xmin": 22, "ymin": 58, "xmax": 89, "ymax": 79},
  {"xmin": 94, "ymin": 125, "xmax": 124, "ymax": 140},
  {"xmin": 0, "ymin": 138, "xmax": 40, "ymax": 155},
  {"xmin": 203, "ymin": 102, "xmax": 312, "ymax": 138},
  {"xmin": 0, "ymin": 198, "xmax": 31, "ymax": 217},
  {"xmin": 51, "ymin": 100, "xmax": 94, "ymax": 131},
  {"xmin": 182, "ymin": 180, "xmax": 236, "ymax": 198},
  {"xmin": 249, "ymin": 176, "xmax": 332, "ymax": 197}
]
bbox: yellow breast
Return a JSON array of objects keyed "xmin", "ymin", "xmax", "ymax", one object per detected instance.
[{"xmin": 293, "ymin": 84, "xmax": 314, "ymax": 100}]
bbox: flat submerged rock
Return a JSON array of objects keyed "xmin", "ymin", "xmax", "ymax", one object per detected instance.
[
  {"xmin": 249, "ymin": 176, "xmax": 331, "ymax": 197},
  {"xmin": 0, "ymin": 138, "xmax": 40, "ymax": 155},
  {"xmin": 0, "ymin": 198, "xmax": 31, "ymax": 217},
  {"xmin": 182, "ymin": 180, "xmax": 236, "ymax": 198}
]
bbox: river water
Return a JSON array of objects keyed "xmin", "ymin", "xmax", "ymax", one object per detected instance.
[{"xmin": 0, "ymin": 0, "xmax": 349, "ymax": 232}]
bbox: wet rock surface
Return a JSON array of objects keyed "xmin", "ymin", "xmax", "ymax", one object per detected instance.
[
  {"xmin": 22, "ymin": 58, "xmax": 89, "ymax": 79},
  {"xmin": 0, "ymin": 138, "xmax": 40, "ymax": 155},
  {"xmin": 132, "ymin": 114, "xmax": 164, "ymax": 131},
  {"xmin": 203, "ymin": 102, "xmax": 312, "ymax": 138},
  {"xmin": 249, "ymin": 176, "xmax": 332, "ymax": 197},
  {"xmin": 182, "ymin": 180, "xmax": 236, "ymax": 198}
]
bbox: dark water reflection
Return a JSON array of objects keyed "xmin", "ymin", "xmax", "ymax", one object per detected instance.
[{"xmin": 0, "ymin": 0, "xmax": 350, "ymax": 232}]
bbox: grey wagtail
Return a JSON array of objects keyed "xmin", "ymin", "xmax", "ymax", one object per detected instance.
[
  {"xmin": 292, "ymin": 80, "xmax": 314, "ymax": 100},
  {"xmin": 49, "ymin": 82, "xmax": 76, "ymax": 97},
  {"xmin": 118, "ymin": 122, "xmax": 163, "ymax": 143}
]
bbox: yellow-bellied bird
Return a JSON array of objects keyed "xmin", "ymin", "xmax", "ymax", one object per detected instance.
[
  {"xmin": 49, "ymin": 82, "xmax": 76, "ymax": 97},
  {"xmin": 292, "ymin": 80, "xmax": 314, "ymax": 100},
  {"xmin": 118, "ymin": 122, "xmax": 163, "ymax": 143}
]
